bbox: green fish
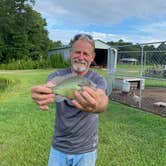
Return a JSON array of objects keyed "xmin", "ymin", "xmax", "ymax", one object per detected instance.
[{"xmin": 51, "ymin": 73, "xmax": 96, "ymax": 100}]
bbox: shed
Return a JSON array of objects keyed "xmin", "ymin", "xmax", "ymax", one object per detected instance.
[
  {"xmin": 48, "ymin": 40, "xmax": 117, "ymax": 68},
  {"xmin": 94, "ymin": 40, "xmax": 111, "ymax": 67},
  {"xmin": 48, "ymin": 46, "xmax": 70, "ymax": 61}
]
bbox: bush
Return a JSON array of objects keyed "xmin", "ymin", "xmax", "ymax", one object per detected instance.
[
  {"xmin": 49, "ymin": 54, "xmax": 70, "ymax": 68},
  {"xmin": 0, "ymin": 54, "xmax": 70, "ymax": 70}
]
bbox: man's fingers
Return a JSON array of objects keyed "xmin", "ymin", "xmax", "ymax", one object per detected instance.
[
  {"xmin": 75, "ymin": 90, "xmax": 96, "ymax": 109},
  {"xmin": 35, "ymin": 97, "xmax": 54, "ymax": 106},
  {"xmin": 81, "ymin": 91, "xmax": 96, "ymax": 106},
  {"xmin": 31, "ymin": 85, "xmax": 53, "ymax": 94},
  {"xmin": 72, "ymin": 100, "xmax": 95, "ymax": 112},
  {"xmin": 32, "ymin": 93, "xmax": 55, "ymax": 100},
  {"xmin": 72, "ymin": 100, "xmax": 84, "ymax": 110},
  {"xmin": 82, "ymin": 86, "xmax": 97, "ymax": 98},
  {"xmin": 39, "ymin": 105, "xmax": 49, "ymax": 110},
  {"xmin": 74, "ymin": 91, "xmax": 87, "ymax": 107},
  {"xmin": 31, "ymin": 84, "xmax": 56, "ymax": 111}
]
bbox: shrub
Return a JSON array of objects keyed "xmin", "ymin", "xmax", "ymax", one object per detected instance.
[
  {"xmin": 49, "ymin": 54, "xmax": 70, "ymax": 68},
  {"xmin": 0, "ymin": 54, "xmax": 70, "ymax": 70}
]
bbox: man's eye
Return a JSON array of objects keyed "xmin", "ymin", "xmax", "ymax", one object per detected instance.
[
  {"xmin": 84, "ymin": 54, "xmax": 91, "ymax": 58},
  {"xmin": 83, "ymin": 52, "xmax": 87, "ymax": 56}
]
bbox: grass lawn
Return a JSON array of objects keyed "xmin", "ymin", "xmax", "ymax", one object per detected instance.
[{"xmin": 0, "ymin": 69, "xmax": 166, "ymax": 166}]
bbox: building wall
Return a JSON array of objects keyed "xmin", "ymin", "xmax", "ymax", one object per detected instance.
[{"xmin": 48, "ymin": 47, "xmax": 70, "ymax": 60}]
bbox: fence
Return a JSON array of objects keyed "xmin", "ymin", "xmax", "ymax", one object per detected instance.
[{"xmin": 108, "ymin": 41, "xmax": 166, "ymax": 117}]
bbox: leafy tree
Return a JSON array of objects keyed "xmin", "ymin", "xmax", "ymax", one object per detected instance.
[
  {"xmin": 107, "ymin": 40, "xmax": 140, "ymax": 62},
  {"xmin": 0, "ymin": 0, "xmax": 52, "ymax": 63},
  {"xmin": 49, "ymin": 40, "xmax": 63, "ymax": 50}
]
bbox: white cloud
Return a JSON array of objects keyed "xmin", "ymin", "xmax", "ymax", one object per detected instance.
[
  {"xmin": 34, "ymin": 0, "xmax": 166, "ymax": 43},
  {"xmin": 48, "ymin": 28, "xmax": 166, "ymax": 45},
  {"xmin": 140, "ymin": 22, "xmax": 166, "ymax": 34},
  {"xmin": 139, "ymin": 22, "xmax": 166, "ymax": 41},
  {"xmin": 34, "ymin": 0, "xmax": 166, "ymax": 25},
  {"xmin": 48, "ymin": 29, "xmax": 79, "ymax": 44}
]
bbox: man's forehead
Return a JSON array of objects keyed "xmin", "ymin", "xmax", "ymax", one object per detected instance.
[{"xmin": 72, "ymin": 40, "xmax": 94, "ymax": 49}]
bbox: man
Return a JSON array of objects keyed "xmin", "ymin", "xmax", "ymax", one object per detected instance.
[{"xmin": 31, "ymin": 34, "xmax": 108, "ymax": 166}]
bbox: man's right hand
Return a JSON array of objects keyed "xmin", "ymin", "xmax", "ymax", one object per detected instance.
[{"xmin": 31, "ymin": 82, "xmax": 55, "ymax": 110}]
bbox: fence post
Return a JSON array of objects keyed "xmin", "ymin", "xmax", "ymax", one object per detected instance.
[
  {"xmin": 107, "ymin": 47, "xmax": 115, "ymax": 95},
  {"xmin": 139, "ymin": 45, "xmax": 144, "ymax": 108}
]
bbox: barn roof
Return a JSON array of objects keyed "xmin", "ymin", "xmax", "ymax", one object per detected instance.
[
  {"xmin": 48, "ymin": 40, "xmax": 110, "ymax": 52},
  {"xmin": 94, "ymin": 40, "xmax": 110, "ymax": 49}
]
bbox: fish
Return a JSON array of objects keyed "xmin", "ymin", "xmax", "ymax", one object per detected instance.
[{"xmin": 50, "ymin": 73, "xmax": 96, "ymax": 100}]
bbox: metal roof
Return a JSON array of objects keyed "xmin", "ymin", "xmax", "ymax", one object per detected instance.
[{"xmin": 48, "ymin": 40, "xmax": 110, "ymax": 52}]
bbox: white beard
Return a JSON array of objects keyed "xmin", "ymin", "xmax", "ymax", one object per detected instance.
[
  {"xmin": 71, "ymin": 59, "xmax": 89, "ymax": 72},
  {"xmin": 72, "ymin": 64, "xmax": 86, "ymax": 72}
]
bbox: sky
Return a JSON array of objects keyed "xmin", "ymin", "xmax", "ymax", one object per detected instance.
[{"xmin": 33, "ymin": 0, "xmax": 166, "ymax": 44}]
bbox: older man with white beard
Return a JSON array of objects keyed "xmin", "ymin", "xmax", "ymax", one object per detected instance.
[{"xmin": 31, "ymin": 34, "xmax": 108, "ymax": 166}]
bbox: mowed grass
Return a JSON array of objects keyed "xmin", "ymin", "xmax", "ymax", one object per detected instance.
[{"xmin": 0, "ymin": 69, "xmax": 166, "ymax": 166}]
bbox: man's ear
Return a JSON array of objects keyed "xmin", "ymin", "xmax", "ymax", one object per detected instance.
[
  {"xmin": 92, "ymin": 53, "xmax": 95, "ymax": 61},
  {"xmin": 69, "ymin": 48, "xmax": 73, "ymax": 57},
  {"xmin": 91, "ymin": 51, "xmax": 95, "ymax": 58}
]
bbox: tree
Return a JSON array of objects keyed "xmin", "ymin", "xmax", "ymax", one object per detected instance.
[
  {"xmin": 107, "ymin": 40, "xmax": 140, "ymax": 62},
  {"xmin": 49, "ymin": 40, "xmax": 63, "ymax": 50},
  {"xmin": 0, "ymin": 0, "xmax": 52, "ymax": 63}
]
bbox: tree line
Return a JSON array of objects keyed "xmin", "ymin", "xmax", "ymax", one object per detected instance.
[
  {"xmin": 107, "ymin": 40, "xmax": 166, "ymax": 65},
  {"xmin": 0, "ymin": 0, "xmax": 62, "ymax": 65}
]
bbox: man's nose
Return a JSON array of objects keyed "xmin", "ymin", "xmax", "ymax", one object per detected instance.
[{"xmin": 78, "ymin": 53, "xmax": 85, "ymax": 59}]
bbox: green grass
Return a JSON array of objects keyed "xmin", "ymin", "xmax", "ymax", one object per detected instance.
[
  {"xmin": 98, "ymin": 103, "xmax": 166, "ymax": 166},
  {"xmin": 92, "ymin": 68, "xmax": 166, "ymax": 88},
  {"xmin": 145, "ymin": 79, "xmax": 166, "ymax": 88},
  {"xmin": 0, "ymin": 69, "xmax": 166, "ymax": 166}
]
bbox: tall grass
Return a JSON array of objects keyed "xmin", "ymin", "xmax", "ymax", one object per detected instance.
[{"xmin": 0, "ymin": 69, "xmax": 166, "ymax": 166}]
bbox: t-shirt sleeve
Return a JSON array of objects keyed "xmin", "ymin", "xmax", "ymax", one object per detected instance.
[
  {"xmin": 88, "ymin": 71, "xmax": 107, "ymax": 92},
  {"xmin": 96, "ymin": 76, "xmax": 107, "ymax": 91},
  {"xmin": 47, "ymin": 71, "xmax": 59, "ymax": 82}
]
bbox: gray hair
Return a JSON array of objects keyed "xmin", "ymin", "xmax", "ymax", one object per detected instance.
[{"xmin": 70, "ymin": 34, "xmax": 95, "ymax": 54}]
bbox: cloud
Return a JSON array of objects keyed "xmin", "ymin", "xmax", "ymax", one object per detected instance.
[
  {"xmin": 47, "ymin": 29, "xmax": 141, "ymax": 44},
  {"xmin": 139, "ymin": 22, "xmax": 166, "ymax": 41},
  {"xmin": 48, "ymin": 27, "xmax": 166, "ymax": 45},
  {"xmin": 140, "ymin": 22, "xmax": 166, "ymax": 34},
  {"xmin": 48, "ymin": 29, "xmax": 121, "ymax": 44},
  {"xmin": 34, "ymin": 0, "xmax": 166, "ymax": 43},
  {"xmin": 34, "ymin": 0, "xmax": 166, "ymax": 25}
]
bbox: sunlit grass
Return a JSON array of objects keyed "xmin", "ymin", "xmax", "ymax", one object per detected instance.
[{"xmin": 0, "ymin": 69, "xmax": 166, "ymax": 166}]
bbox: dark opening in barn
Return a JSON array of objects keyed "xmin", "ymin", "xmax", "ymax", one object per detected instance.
[{"xmin": 93, "ymin": 48, "xmax": 107, "ymax": 67}]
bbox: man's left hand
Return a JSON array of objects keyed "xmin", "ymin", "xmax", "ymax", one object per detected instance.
[{"xmin": 72, "ymin": 86, "xmax": 108, "ymax": 113}]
